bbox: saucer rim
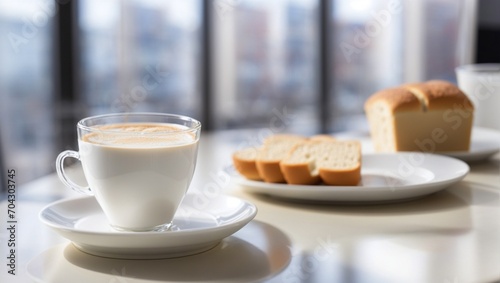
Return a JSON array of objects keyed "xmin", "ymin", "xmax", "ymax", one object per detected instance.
[
  {"xmin": 335, "ymin": 126, "xmax": 500, "ymax": 162},
  {"xmin": 39, "ymin": 194, "xmax": 258, "ymax": 236},
  {"xmin": 38, "ymin": 194, "xmax": 257, "ymax": 258}
]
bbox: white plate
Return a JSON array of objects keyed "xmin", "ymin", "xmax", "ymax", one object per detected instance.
[
  {"xmin": 237, "ymin": 153, "xmax": 469, "ymax": 203},
  {"xmin": 39, "ymin": 194, "xmax": 257, "ymax": 259},
  {"xmin": 336, "ymin": 127, "xmax": 500, "ymax": 162}
]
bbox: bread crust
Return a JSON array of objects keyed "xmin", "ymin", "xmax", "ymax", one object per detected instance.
[
  {"xmin": 280, "ymin": 162, "xmax": 321, "ymax": 185},
  {"xmin": 256, "ymin": 160, "xmax": 286, "ymax": 183},
  {"xmin": 232, "ymin": 155, "xmax": 261, "ymax": 180},
  {"xmin": 364, "ymin": 87, "xmax": 422, "ymax": 113},
  {"xmin": 319, "ymin": 166, "xmax": 361, "ymax": 186},
  {"xmin": 404, "ymin": 80, "xmax": 474, "ymax": 111},
  {"xmin": 365, "ymin": 81, "xmax": 473, "ymax": 113}
]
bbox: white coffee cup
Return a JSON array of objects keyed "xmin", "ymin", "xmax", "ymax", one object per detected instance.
[
  {"xmin": 455, "ymin": 63, "xmax": 500, "ymax": 131},
  {"xmin": 56, "ymin": 113, "xmax": 201, "ymax": 232}
]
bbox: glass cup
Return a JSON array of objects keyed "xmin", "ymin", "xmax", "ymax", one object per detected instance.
[
  {"xmin": 56, "ymin": 113, "xmax": 201, "ymax": 232},
  {"xmin": 455, "ymin": 63, "xmax": 500, "ymax": 131}
]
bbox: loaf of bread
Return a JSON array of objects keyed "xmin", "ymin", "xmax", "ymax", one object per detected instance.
[
  {"xmin": 280, "ymin": 140, "xmax": 361, "ymax": 185},
  {"xmin": 364, "ymin": 80, "xmax": 474, "ymax": 152}
]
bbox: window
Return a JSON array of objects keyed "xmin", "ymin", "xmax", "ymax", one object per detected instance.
[
  {"xmin": 329, "ymin": 0, "xmax": 470, "ymax": 132},
  {"xmin": 78, "ymin": 0, "xmax": 202, "ymax": 119},
  {"xmin": 331, "ymin": 0, "xmax": 404, "ymax": 132},
  {"xmin": 0, "ymin": 0, "xmax": 476, "ymax": 185},
  {"xmin": 0, "ymin": 0, "xmax": 56, "ymax": 184},
  {"xmin": 212, "ymin": 0, "xmax": 320, "ymax": 133}
]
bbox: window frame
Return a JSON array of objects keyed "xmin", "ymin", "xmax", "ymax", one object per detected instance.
[{"xmin": 55, "ymin": 0, "xmax": 332, "ymax": 138}]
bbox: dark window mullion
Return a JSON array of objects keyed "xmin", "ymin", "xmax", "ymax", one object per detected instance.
[
  {"xmin": 201, "ymin": 0, "xmax": 213, "ymax": 131},
  {"xmin": 0, "ymin": 135, "xmax": 4, "ymax": 194},
  {"xmin": 319, "ymin": 0, "xmax": 331, "ymax": 133},
  {"xmin": 55, "ymin": 0, "xmax": 80, "ymax": 150}
]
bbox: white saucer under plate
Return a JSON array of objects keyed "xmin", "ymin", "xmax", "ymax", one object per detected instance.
[
  {"xmin": 236, "ymin": 153, "xmax": 469, "ymax": 203},
  {"xmin": 445, "ymin": 127, "xmax": 500, "ymax": 161},
  {"xmin": 39, "ymin": 194, "xmax": 257, "ymax": 259},
  {"xmin": 336, "ymin": 127, "xmax": 500, "ymax": 162}
]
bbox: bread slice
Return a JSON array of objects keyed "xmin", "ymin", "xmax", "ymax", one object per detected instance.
[
  {"xmin": 279, "ymin": 141, "xmax": 322, "ymax": 185},
  {"xmin": 365, "ymin": 80, "xmax": 474, "ymax": 152},
  {"xmin": 280, "ymin": 140, "xmax": 361, "ymax": 186},
  {"xmin": 256, "ymin": 134, "xmax": 306, "ymax": 183},
  {"xmin": 232, "ymin": 147, "xmax": 262, "ymax": 180},
  {"xmin": 317, "ymin": 141, "xmax": 362, "ymax": 186}
]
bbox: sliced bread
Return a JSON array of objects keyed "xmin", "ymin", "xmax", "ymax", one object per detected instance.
[
  {"xmin": 232, "ymin": 147, "xmax": 262, "ymax": 180},
  {"xmin": 256, "ymin": 134, "xmax": 306, "ymax": 183},
  {"xmin": 279, "ymin": 141, "xmax": 323, "ymax": 185},
  {"xmin": 317, "ymin": 141, "xmax": 361, "ymax": 186},
  {"xmin": 280, "ymin": 140, "xmax": 361, "ymax": 185}
]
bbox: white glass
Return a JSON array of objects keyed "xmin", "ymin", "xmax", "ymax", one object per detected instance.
[
  {"xmin": 56, "ymin": 113, "xmax": 201, "ymax": 232},
  {"xmin": 456, "ymin": 64, "xmax": 500, "ymax": 131}
]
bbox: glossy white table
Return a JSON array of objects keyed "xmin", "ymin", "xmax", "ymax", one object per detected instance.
[{"xmin": 1, "ymin": 130, "xmax": 500, "ymax": 283}]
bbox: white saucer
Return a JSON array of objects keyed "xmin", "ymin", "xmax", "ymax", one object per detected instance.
[
  {"xmin": 39, "ymin": 194, "xmax": 257, "ymax": 259},
  {"xmin": 236, "ymin": 153, "xmax": 469, "ymax": 203},
  {"xmin": 444, "ymin": 127, "xmax": 500, "ymax": 161},
  {"xmin": 336, "ymin": 127, "xmax": 500, "ymax": 162}
]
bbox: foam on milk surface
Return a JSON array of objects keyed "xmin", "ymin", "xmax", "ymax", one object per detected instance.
[{"xmin": 82, "ymin": 123, "xmax": 196, "ymax": 148}]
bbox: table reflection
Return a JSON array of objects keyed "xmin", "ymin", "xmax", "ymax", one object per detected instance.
[{"xmin": 27, "ymin": 221, "xmax": 292, "ymax": 283}]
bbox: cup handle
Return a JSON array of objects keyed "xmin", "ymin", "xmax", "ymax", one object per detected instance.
[{"xmin": 56, "ymin": 150, "xmax": 93, "ymax": 195}]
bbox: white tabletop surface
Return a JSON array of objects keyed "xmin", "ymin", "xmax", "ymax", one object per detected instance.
[{"xmin": 1, "ymin": 130, "xmax": 500, "ymax": 283}]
